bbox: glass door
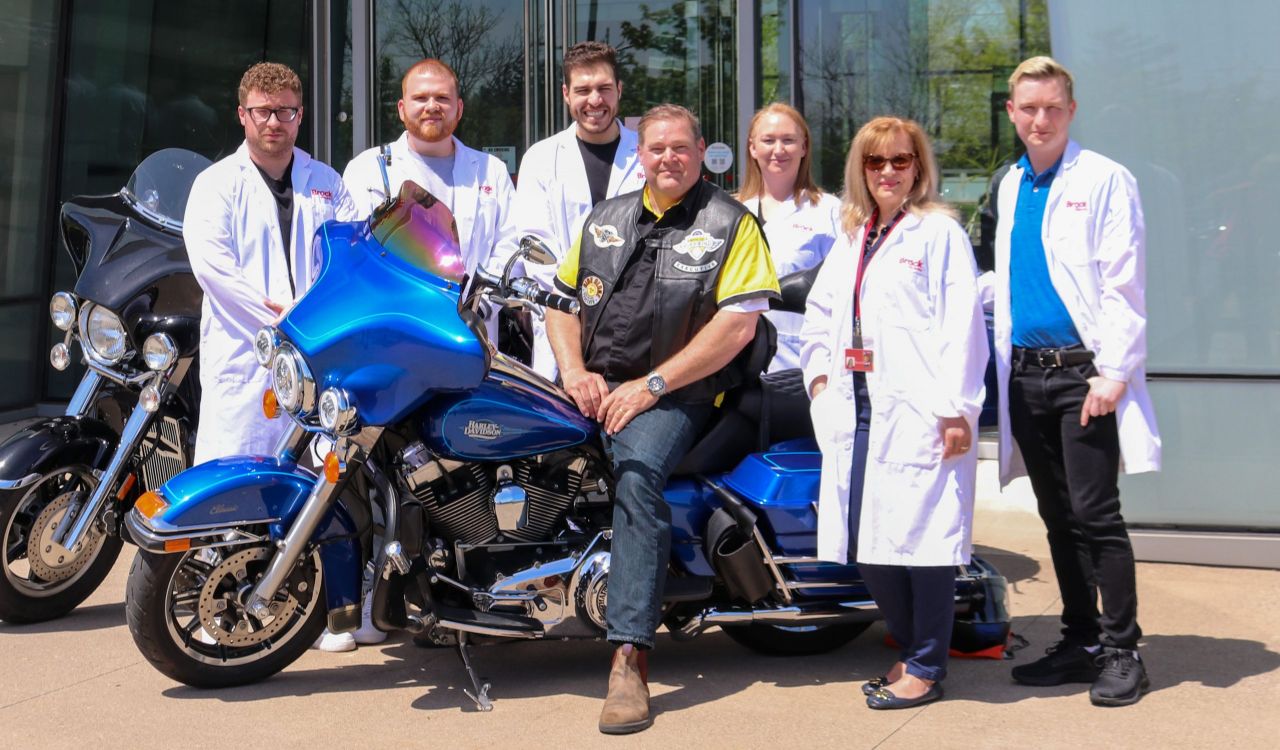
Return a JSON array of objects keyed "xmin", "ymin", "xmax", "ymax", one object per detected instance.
[{"xmin": 529, "ymin": 0, "xmax": 740, "ymax": 188}]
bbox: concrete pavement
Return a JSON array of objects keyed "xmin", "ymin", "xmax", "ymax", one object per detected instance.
[{"xmin": 2, "ymin": 468, "xmax": 1279, "ymax": 749}]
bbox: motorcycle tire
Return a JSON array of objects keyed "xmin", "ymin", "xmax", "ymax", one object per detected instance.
[
  {"xmin": 721, "ymin": 621, "xmax": 871, "ymax": 656},
  {"xmin": 126, "ymin": 544, "xmax": 328, "ymax": 688},
  {"xmin": 0, "ymin": 465, "xmax": 123, "ymax": 624}
]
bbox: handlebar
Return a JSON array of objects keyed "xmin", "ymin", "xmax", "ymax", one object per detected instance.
[{"xmin": 509, "ymin": 278, "xmax": 579, "ymax": 315}]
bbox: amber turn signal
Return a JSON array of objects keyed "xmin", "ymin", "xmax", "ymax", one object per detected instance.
[
  {"xmin": 324, "ymin": 450, "xmax": 343, "ymax": 483},
  {"xmin": 135, "ymin": 490, "xmax": 168, "ymax": 519},
  {"xmin": 164, "ymin": 538, "xmax": 192, "ymax": 553},
  {"xmin": 262, "ymin": 388, "xmax": 280, "ymax": 419}
]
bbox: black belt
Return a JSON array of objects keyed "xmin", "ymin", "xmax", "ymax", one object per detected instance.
[{"xmin": 1012, "ymin": 345, "xmax": 1095, "ymax": 368}]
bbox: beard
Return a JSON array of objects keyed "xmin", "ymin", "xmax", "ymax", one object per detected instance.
[
  {"xmin": 406, "ymin": 113, "xmax": 459, "ymax": 144},
  {"xmin": 248, "ymin": 128, "xmax": 295, "ymax": 158}
]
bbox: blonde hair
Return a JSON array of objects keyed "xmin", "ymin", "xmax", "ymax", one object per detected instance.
[
  {"xmin": 1009, "ymin": 56, "xmax": 1075, "ymax": 103},
  {"xmin": 840, "ymin": 116, "xmax": 953, "ymax": 235},
  {"xmin": 238, "ymin": 62, "xmax": 301, "ymax": 105},
  {"xmin": 737, "ymin": 103, "xmax": 823, "ymax": 208}
]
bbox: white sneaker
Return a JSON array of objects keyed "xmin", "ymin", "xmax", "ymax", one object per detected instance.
[
  {"xmin": 312, "ymin": 629, "xmax": 357, "ymax": 652},
  {"xmin": 353, "ymin": 593, "xmax": 387, "ymax": 645}
]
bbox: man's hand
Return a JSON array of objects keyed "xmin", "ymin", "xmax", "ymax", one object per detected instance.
[
  {"xmin": 561, "ymin": 367, "xmax": 610, "ymax": 420},
  {"xmin": 264, "ymin": 298, "xmax": 285, "ymax": 316},
  {"xmin": 597, "ymin": 377, "xmax": 658, "ymax": 435},
  {"xmin": 940, "ymin": 416, "xmax": 972, "ymax": 459},
  {"xmin": 1081, "ymin": 376, "xmax": 1127, "ymax": 426}
]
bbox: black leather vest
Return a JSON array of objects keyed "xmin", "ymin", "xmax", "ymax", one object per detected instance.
[{"xmin": 574, "ymin": 180, "xmax": 768, "ymax": 402}]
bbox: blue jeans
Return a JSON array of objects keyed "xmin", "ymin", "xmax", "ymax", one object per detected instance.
[{"xmin": 603, "ymin": 398, "xmax": 712, "ymax": 649}]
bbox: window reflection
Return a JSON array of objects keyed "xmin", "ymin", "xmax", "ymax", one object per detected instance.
[{"xmin": 792, "ymin": 0, "xmax": 1049, "ymax": 236}]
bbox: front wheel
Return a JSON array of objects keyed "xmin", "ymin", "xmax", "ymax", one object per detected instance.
[
  {"xmin": 722, "ymin": 621, "xmax": 871, "ymax": 656},
  {"xmin": 0, "ymin": 466, "xmax": 122, "ymax": 623},
  {"xmin": 125, "ymin": 542, "xmax": 327, "ymax": 688}
]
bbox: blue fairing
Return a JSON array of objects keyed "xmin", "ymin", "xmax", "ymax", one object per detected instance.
[
  {"xmin": 277, "ymin": 221, "xmax": 487, "ymax": 426},
  {"xmin": 153, "ymin": 457, "xmax": 361, "ymax": 615},
  {"xmin": 421, "ymin": 369, "xmax": 597, "ymax": 461}
]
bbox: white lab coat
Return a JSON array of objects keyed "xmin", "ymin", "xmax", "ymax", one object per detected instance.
[
  {"xmin": 992, "ymin": 140, "xmax": 1161, "ymax": 485},
  {"xmin": 343, "ymin": 133, "xmax": 518, "ymax": 279},
  {"xmin": 512, "ymin": 123, "xmax": 645, "ymax": 378},
  {"xmin": 740, "ymin": 193, "xmax": 842, "ymax": 372},
  {"xmin": 184, "ymin": 143, "xmax": 357, "ymax": 463},
  {"xmin": 800, "ymin": 211, "xmax": 988, "ymax": 565}
]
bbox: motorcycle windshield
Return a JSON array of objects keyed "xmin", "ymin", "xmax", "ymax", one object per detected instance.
[
  {"xmin": 120, "ymin": 148, "xmax": 213, "ymax": 232},
  {"xmin": 369, "ymin": 180, "xmax": 466, "ymax": 285}
]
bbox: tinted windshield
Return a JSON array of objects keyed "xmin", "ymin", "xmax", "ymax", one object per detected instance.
[
  {"xmin": 369, "ymin": 181, "xmax": 466, "ymax": 284},
  {"xmin": 121, "ymin": 148, "xmax": 212, "ymax": 231}
]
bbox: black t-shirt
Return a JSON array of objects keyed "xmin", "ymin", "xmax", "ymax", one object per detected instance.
[
  {"xmin": 577, "ymin": 135, "xmax": 620, "ymax": 207},
  {"xmin": 254, "ymin": 156, "xmax": 296, "ymax": 294}
]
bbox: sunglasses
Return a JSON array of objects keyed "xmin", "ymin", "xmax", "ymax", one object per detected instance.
[{"xmin": 863, "ymin": 153, "xmax": 916, "ymax": 171}]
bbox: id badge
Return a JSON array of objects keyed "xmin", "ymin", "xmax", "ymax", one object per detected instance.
[{"xmin": 844, "ymin": 347, "xmax": 874, "ymax": 372}]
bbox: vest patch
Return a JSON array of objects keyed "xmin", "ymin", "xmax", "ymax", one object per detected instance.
[
  {"xmin": 581, "ymin": 275, "xmax": 605, "ymax": 306},
  {"xmin": 588, "ymin": 222, "xmax": 625, "ymax": 248},
  {"xmin": 673, "ymin": 229, "xmax": 724, "ymax": 261},
  {"xmin": 674, "ymin": 259, "xmax": 720, "ymax": 273}
]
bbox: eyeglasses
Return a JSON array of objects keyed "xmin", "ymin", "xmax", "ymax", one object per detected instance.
[
  {"xmin": 863, "ymin": 153, "xmax": 916, "ymax": 171},
  {"xmin": 245, "ymin": 106, "xmax": 300, "ymax": 124}
]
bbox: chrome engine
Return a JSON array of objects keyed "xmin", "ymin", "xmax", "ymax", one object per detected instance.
[{"xmin": 397, "ymin": 442, "xmax": 613, "ymax": 637}]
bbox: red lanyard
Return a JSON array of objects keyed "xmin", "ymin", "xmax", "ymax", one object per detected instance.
[{"xmin": 853, "ymin": 208, "xmax": 906, "ymax": 325}]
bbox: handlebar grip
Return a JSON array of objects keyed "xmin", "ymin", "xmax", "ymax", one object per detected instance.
[{"xmin": 531, "ymin": 288, "xmax": 580, "ymax": 315}]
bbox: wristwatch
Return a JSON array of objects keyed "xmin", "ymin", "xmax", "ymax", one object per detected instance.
[{"xmin": 645, "ymin": 372, "xmax": 667, "ymax": 397}]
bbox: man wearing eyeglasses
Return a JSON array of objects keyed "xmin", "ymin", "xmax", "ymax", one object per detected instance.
[
  {"xmin": 992, "ymin": 56, "xmax": 1161, "ymax": 707},
  {"xmin": 183, "ymin": 62, "xmax": 355, "ymax": 466}
]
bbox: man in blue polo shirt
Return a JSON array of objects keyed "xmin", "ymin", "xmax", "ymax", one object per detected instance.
[{"xmin": 991, "ymin": 56, "xmax": 1162, "ymax": 707}]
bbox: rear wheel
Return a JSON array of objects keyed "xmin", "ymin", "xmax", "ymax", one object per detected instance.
[
  {"xmin": 721, "ymin": 621, "xmax": 871, "ymax": 656},
  {"xmin": 0, "ymin": 466, "xmax": 122, "ymax": 623},
  {"xmin": 125, "ymin": 542, "xmax": 327, "ymax": 688}
]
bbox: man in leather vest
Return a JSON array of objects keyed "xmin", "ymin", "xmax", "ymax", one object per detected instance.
[{"xmin": 546, "ymin": 104, "xmax": 779, "ymax": 734}]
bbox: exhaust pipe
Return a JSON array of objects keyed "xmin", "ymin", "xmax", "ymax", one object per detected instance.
[{"xmin": 676, "ymin": 598, "xmax": 882, "ymax": 639}]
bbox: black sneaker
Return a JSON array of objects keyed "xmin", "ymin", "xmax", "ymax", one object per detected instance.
[
  {"xmin": 1011, "ymin": 641, "xmax": 1102, "ymax": 686},
  {"xmin": 1089, "ymin": 648, "xmax": 1151, "ymax": 706}
]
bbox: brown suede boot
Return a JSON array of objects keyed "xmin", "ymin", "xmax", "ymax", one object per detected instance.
[{"xmin": 598, "ymin": 643, "xmax": 652, "ymax": 734}]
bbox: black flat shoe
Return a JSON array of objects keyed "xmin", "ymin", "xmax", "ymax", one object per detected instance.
[
  {"xmin": 866, "ymin": 683, "xmax": 944, "ymax": 710},
  {"xmin": 861, "ymin": 676, "xmax": 889, "ymax": 696}
]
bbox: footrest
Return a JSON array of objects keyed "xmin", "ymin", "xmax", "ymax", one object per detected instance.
[
  {"xmin": 434, "ymin": 604, "xmax": 543, "ymax": 638},
  {"xmin": 662, "ymin": 575, "xmax": 714, "ymax": 602}
]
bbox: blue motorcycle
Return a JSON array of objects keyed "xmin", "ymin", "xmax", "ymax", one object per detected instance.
[{"xmin": 122, "ymin": 181, "xmax": 1010, "ymax": 707}]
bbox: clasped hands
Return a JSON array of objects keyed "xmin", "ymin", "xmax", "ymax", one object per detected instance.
[{"xmin": 562, "ymin": 368, "xmax": 657, "ymax": 436}]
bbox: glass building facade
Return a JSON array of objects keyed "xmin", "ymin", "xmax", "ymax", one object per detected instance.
[{"xmin": 1, "ymin": 0, "xmax": 1276, "ymax": 540}]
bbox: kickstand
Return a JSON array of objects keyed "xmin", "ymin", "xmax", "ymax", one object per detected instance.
[{"xmin": 456, "ymin": 632, "xmax": 493, "ymax": 711}]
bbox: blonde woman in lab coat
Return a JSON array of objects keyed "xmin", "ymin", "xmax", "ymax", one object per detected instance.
[
  {"xmin": 736, "ymin": 103, "xmax": 842, "ymax": 372},
  {"xmin": 800, "ymin": 117, "xmax": 987, "ymax": 710}
]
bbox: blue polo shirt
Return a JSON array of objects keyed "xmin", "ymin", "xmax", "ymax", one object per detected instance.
[{"xmin": 1010, "ymin": 154, "xmax": 1082, "ymax": 348}]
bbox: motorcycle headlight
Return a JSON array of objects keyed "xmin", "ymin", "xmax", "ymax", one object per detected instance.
[
  {"xmin": 142, "ymin": 333, "xmax": 178, "ymax": 371},
  {"xmin": 254, "ymin": 327, "xmax": 278, "ymax": 368},
  {"xmin": 270, "ymin": 343, "xmax": 315, "ymax": 416},
  {"xmin": 81, "ymin": 304, "xmax": 129, "ymax": 363},
  {"xmin": 50, "ymin": 292, "xmax": 77, "ymax": 331},
  {"xmin": 318, "ymin": 388, "xmax": 358, "ymax": 435}
]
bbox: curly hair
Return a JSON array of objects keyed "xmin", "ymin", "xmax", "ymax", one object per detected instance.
[{"xmin": 238, "ymin": 62, "xmax": 302, "ymax": 105}]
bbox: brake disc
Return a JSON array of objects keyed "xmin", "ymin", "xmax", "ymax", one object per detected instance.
[
  {"xmin": 26, "ymin": 492, "xmax": 102, "ymax": 583},
  {"xmin": 196, "ymin": 547, "xmax": 303, "ymax": 647}
]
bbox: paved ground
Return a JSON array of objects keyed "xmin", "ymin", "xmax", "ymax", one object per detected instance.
[{"xmin": 2, "ymin": 466, "xmax": 1278, "ymax": 749}]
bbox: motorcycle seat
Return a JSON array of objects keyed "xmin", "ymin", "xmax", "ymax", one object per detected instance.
[{"xmin": 673, "ymin": 368, "xmax": 814, "ymax": 476}]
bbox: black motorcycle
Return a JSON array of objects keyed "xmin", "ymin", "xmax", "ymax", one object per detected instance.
[{"xmin": 0, "ymin": 148, "xmax": 209, "ymax": 623}]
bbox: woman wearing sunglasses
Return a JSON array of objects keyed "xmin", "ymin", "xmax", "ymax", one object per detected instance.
[
  {"xmin": 736, "ymin": 103, "xmax": 842, "ymax": 371},
  {"xmin": 800, "ymin": 116, "xmax": 988, "ymax": 709}
]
